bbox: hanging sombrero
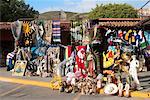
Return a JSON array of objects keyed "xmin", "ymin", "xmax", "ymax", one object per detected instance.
[
  {"xmin": 104, "ymin": 83, "xmax": 118, "ymax": 95},
  {"xmin": 121, "ymin": 53, "xmax": 131, "ymax": 62}
]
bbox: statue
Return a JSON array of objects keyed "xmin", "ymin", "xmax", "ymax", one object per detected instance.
[
  {"xmin": 86, "ymin": 51, "xmax": 96, "ymax": 77},
  {"xmin": 129, "ymin": 55, "xmax": 143, "ymax": 90},
  {"xmin": 117, "ymin": 76, "xmax": 123, "ymax": 97}
]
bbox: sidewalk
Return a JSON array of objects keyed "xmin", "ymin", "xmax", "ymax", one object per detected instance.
[
  {"xmin": 0, "ymin": 67, "xmax": 51, "ymax": 82},
  {"xmin": 0, "ymin": 67, "xmax": 150, "ymax": 98}
]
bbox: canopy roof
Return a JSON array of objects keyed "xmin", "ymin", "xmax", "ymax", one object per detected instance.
[{"xmin": 98, "ymin": 18, "xmax": 143, "ymax": 27}]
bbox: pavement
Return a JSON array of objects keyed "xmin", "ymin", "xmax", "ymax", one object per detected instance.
[
  {"xmin": 0, "ymin": 82, "xmax": 149, "ymax": 100},
  {"xmin": 0, "ymin": 67, "xmax": 150, "ymax": 99}
]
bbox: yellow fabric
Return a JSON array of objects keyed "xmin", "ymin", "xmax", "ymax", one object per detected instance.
[
  {"xmin": 132, "ymin": 36, "xmax": 135, "ymax": 43},
  {"xmin": 49, "ymin": 76, "xmax": 62, "ymax": 90},
  {"xmin": 103, "ymin": 52, "xmax": 114, "ymax": 68},
  {"xmin": 125, "ymin": 30, "xmax": 132, "ymax": 41}
]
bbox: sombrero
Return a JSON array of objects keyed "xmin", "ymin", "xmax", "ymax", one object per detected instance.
[
  {"xmin": 121, "ymin": 53, "xmax": 131, "ymax": 62},
  {"xmin": 104, "ymin": 83, "xmax": 118, "ymax": 95}
]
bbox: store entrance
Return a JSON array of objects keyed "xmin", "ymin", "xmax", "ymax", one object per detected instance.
[{"xmin": 0, "ymin": 29, "xmax": 14, "ymax": 67}]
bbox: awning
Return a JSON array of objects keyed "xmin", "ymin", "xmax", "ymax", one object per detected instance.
[
  {"xmin": 99, "ymin": 21, "xmax": 139, "ymax": 27},
  {"xmin": 136, "ymin": 17, "xmax": 150, "ymax": 27},
  {"xmin": 97, "ymin": 18, "xmax": 142, "ymax": 27},
  {"xmin": 0, "ymin": 22, "xmax": 11, "ymax": 30}
]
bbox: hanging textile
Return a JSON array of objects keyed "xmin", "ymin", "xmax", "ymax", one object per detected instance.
[
  {"xmin": 74, "ymin": 46, "xmax": 86, "ymax": 77},
  {"xmin": 131, "ymin": 31, "xmax": 136, "ymax": 45},
  {"xmin": 11, "ymin": 20, "xmax": 22, "ymax": 40},
  {"xmin": 47, "ymin": 46, "xmax": 60, "ymax": 60},
  {"xmin": 82, "ymin": 32, "xmax": 91, "ymax": 45},
  {"xmin": 124, "ymin": 30, "xmax": 132, "ymax": 41},
  {"xmin": 144, "ymin": 31, "xmax": 150, "ymax": 45},
  {"xmin": 93, "ymin": 24, "xmax": 97, "ymax": 39},
  {"xmin": 91, "ymin": 43, "xmax": 102, "ymax": 74},
  {"xmin": 87, "ymin": 21, "xmax": 91, "ymax": 29},
  {"xmin": 118, "ymin": 30, "xmax": 123, "ymax": 38},
  {"xmin": 47, "ymin": 46, "xmax": 60, "ymax": 72},
  {"xmin": 11, "ymin": 20, "xmax": 23, "ymax": 48},
  {"xmin": 44, "ymin": 20, "xmax": 52, "ymax": 43},
  {"xmin": 138, "ymin": 30, "xmax": 147, "ymax": 49},
  {"xmin": 65, "ymin": 46, "xmax": 72, "ymax": 59},
  {"xmin": 6, "ymin": 51, "xmax": 16, "ymax": 71},
  {"xmin": 36, "ymin": 21, "xmax": 50, "ymax": 47},
  {"xmin": 52, "ymin": 20, "xmax": 61, "ymax": 43},
  {"xmin": 22, "ymin": 21, "xmax": 34, "ymax": 47},
  {"xmin": 138, "ymin": 30, "xmax": 143, "ymax": 41},
  {"xmin": 140, "ymin": 37, "xmax": 147, "ymax": 49}
]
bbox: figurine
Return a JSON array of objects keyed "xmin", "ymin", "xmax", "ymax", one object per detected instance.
[
  {"xmin": 129, "ymin": 55, "xmax": 142, "ymax": 90},
  {"xmin": 97, "ymin": 79, "xmax": 102, "ymax": 91},
  {"xmin": 124, "ymin": 77, "xmax": 130, "ymax": 97},
  {"xmin": 107, "ymin": 75, "xmax": 112, "ymax": 84},
  {"xmin": 86, "ymin": 51, "xmax": 96, "ymax": 77},
  {"xmin": 81, "ymin": 83, "xmax": 85, "ymax": 95},
  {"xmin": 117, "ymin": 76, "xmax": 123, "ymax": 97},
  {"xmin": 71, "ymin": 78, "xmax": 76, "ymax": 93},
  {"xmin": 96, "ymin": 73, "xmax": 103, "ymax": 92},
  {"xmin": 59, "ymin": 81, "xmax": 65, "ymax": 92}
]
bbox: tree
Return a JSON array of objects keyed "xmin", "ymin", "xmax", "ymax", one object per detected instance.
[
  {"xmin": 0, "ymin": 0, "xmax": 39, "ymax": 22},
  {"xmin": 88, "ymin": 3, "xmax": 138, "ymax": 19}
]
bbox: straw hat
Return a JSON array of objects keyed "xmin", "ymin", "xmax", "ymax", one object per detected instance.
[
  {"xmin": 104, "ymin": 83, "xmax": 118, "ymax": 95},
  {"xmin": 121, "ymin": 53, "xmax": 131, "ymax": 61}
]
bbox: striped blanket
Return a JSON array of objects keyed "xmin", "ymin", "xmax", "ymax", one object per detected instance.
[{"xmin": 52, "ymin": 20, "xmax": 61, "ymax": 43}]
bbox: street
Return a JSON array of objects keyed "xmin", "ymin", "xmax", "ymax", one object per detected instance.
[
  {"xmin": 0, "ymin": 68, "xmax": 150, "ymax": 100},
  {"xmin": 0, "ymin": 82, "xmax": 148, "ymax": 100}
]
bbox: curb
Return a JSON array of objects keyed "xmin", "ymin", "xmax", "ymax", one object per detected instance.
[
  {"xmin": 99, "ymin": 88, "xmax": 150, "ymax": 98},
  {"xmin": 129, "ymin": 91, "xmax": 150, "ymax": 98},
  {"xmin": 0, "ymin": 76, "xmax": 150, "ymax": 98},
  {"xmin": 0, "ymin": 76, "xmax": 50, "ymax": 88}
]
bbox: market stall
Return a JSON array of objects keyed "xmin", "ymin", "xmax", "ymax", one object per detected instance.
[{"xmin": 6, "ymin": 18, "xmax": 150, "ymax": 97}]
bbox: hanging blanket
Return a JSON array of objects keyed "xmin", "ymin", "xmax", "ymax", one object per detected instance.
[
  {"xmin": 52, "ymin": 20, "xmax": 61, "ymax": 43},
  {"xmin": 74, "ymin": 46, "xmax": 86, "ymax": 78},
  {"xmin": 44, "ymin": 20, "xmax": 52, "ymax": 43}
]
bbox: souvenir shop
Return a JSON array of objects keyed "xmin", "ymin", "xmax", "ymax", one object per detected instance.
[{"xmin": 6, "ymin": 18, "xmax": 150, "ymax": 97}]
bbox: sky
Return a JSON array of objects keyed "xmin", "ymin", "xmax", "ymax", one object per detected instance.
[{"xmin": 25, "ymin": 0, "xmax": 150, "ymax": 13}]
